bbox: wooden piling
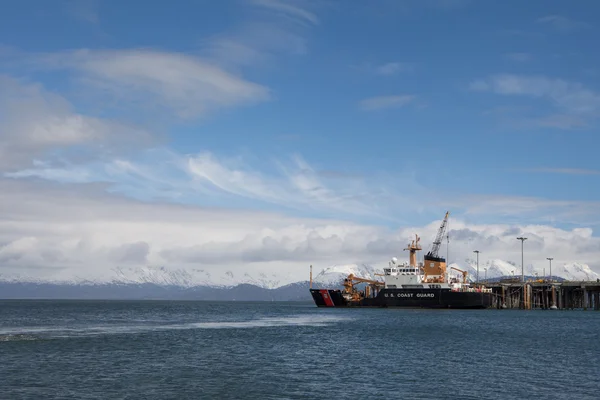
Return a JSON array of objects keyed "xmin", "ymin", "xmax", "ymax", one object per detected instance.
[{"xmin": 486, "ymin": 280, "xmax": 600, "ymax": 310}]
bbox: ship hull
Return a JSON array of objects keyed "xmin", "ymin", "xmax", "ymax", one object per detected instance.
[{"xmin": 310, "ymin": 288, "xmax": 493, "ymax": 309}]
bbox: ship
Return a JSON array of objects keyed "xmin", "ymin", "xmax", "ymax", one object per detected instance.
[{"xmin": 309, "ymin": 211, "xmax": 494, "ymax": 309}]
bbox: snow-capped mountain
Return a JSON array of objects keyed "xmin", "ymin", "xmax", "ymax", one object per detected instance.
[
  {"xmin": 455, "ymin": 259, "xmax": 521, "ymax": 281},
  {"xmin": 553, "ymin": 263, "xmax": 600, "ymax": 281},
  {"xmin": 0, "ymin": 259, "xmax": 598, "ymax": 292},
  {"xmin": 454, "ymin": 259, "xmax": 600, "ymax": 282},
  {"xmin": 0, "ymin": 265, "xmax": 296, "ymax": 290},
  {"xmin": 106, "ymin": 266, "xmax": 294, "ymax": 289},
  {"xmin": 312, "ymin": 264, "xmax": 382, "ymax": 286}
]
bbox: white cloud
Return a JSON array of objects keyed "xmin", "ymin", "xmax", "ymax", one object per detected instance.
[
  {"xmin": 455, "ymin": 194, "xmax": 600, "ymax": 227},
  {"xmin": 359, "ymin": 95, "xmax": 416, "ymax": 111},
  {"xmin": 536, "ymin": 15, "xmax": 591, "ymax": 32},
  {"xmin": 64, "ymin": 0, "xmax": 99, "ymax": 24},
  {"xmin": 504, "ymin": 52, "xmax": 532, "ymax": 62},
  {"xmin": 469, "ymin": 74, "xmax": 600, "ymax": 126},
  {"xmin": 251, "ymin": 0, "xmax": 319, "ymax": 26},
  {"xmin": 0, "ymin": 178, "xmax": 598, "ymax": 283},
  {"xmin": 0, "ymin": 75, "xmax": 153, "ymax": 171},
  {"xmin": 7, "ymin": 146, "xmax": 600, "ymax": 230},
  {"xmin": 32, "ymin": 49, "xmax": 270, "ymax": 120},
  {"xmin": 182, "ymin": 151, "xmax": 420, "ymax": 219},
  {"xmin": 375, "ymin": 62, "xmax": 414, "ymax": 76},
  {"xmin": 3, "ymin": 149, "xmax": 407, "ymax": 219},
  {"xmin": 469, "ymin": 75, "xmax": 599, "ymax": 114},
  {"xmin": 0, "ymin": 178, "xmax": 388, "ymax": 281},
  {"xmin": 523, "ymin": 168, "xmax": 600, "ymax": 176},
  {"xmin": 202, "ymin": 0, "xmax": 320, "ymax": 70}
]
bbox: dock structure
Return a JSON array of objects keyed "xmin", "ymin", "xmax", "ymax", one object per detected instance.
[{"xmin": 482, "ymin": 280, "xmax": 600, "ymax": 310}]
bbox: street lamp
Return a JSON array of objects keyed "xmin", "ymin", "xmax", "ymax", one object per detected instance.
[
  {"xmin": 484, "ymin": 267, "xmax": 487, "ymax": 282},
  {"xmin": 516, "ymin": 237, "xmax": 527, "ymax": 283},
  {"xmin": 473, "ymin": 250, "xmax": 480, "ymax": 283},
  {"xmin": 547, "ymin": 257, "xmax": 553, "ymax": 282}
]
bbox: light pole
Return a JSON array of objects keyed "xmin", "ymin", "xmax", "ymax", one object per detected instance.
[
  {"xmin": 516, "ymin": 237, "xmax": 527, "ymax": 283},
  {"xmin": 484, "ymin": 267, "xmax": 487, "ymax": 282},
  {"xmin": 546, "ymin": 257, "xmax": 553, "ymax": 282},
  {"xmin": 473, "ymin": 250, "xmax": 480, "ymax": 283}
]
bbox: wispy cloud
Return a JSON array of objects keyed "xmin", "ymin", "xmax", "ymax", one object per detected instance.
[
  {"xmin": 497, "ymin": 29, "xmax": 545, "ymax": 39},
  {"xmin": 536, "ymin": 15, "xmax": 591, "ymax": 33},
  {"xmin": 469, "ymin": 74, "xmax": 600, "ymax": 128},
  {"xmin": 185, "ymin": 152, "xmax": 402, "ymax": 219},
  {"xmin": 504, "ymin": 52, "xmax": 532, "ymax": 62},
  {"xmin": 457, "ymin": 194, "xmax": 600, "ymax": 227},
  {"xmin": 533, "ymin": 114, "xmax": 588, "ymax": 130},
  {"xmin": 390, "ymin": 0, "xmax": 472, "ymax": 11},
  {"xmin": 522, "ymin": 167, "xmax": 600, "ymax": 176},
  {"xmin": 251, "ymin": 0, "xmax": 319, "ymax": 26},
  {"xmin": 7, "ymin": 145, "xmax": 600, "ymax": 230},
  {"xmin": 359, "ymin": 95, "xmax": 416, "ymax": 111},
  {"xmin": 3, "ymin": 148, "xmax": 433, "ymax": 223},
  {"xmin": 0, "ymin": 75, "xmax": 154, "ymax": 171},
  {"xmin": 63, "ymin": 0, "xmax": 99, "ymax": 24},
  {"xmin": 375, "ymin": 62, "xmax": 414, "ymax": 76},
  {"xmin": 425, "ymin": 0, "xmax": 472, "ymax": 9},
  {"xmin": 32, "ymin": 49, "xmax": 270, "ymax": 120},
  {"xmin": 203, "ymin": 0, "xmax": 320, "ymax": 69},
  {"xmin": 352, "ymin": 61, "xmax": 415, "ymax": 76}
]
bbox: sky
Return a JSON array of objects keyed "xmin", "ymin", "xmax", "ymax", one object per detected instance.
[{"xmin": 0, "ymin": 0, "xmax": 599, "ymax": 282}]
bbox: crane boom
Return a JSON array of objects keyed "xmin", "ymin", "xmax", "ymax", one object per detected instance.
[
  {"xmin": 345, "ymin": 274, "xmax": 384, "ymax": 286},
  {"xmin": 451, "ymin": 266, "xmax": 468, "ymax": 284},
  {"xmin": 426, "ymin": 211, "xmax": 449, "ymax": 259}
]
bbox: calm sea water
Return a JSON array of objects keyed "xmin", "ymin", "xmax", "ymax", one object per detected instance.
[{"xmin": 1, "ymin": 300, "xmax": 598, "ymax": 399}]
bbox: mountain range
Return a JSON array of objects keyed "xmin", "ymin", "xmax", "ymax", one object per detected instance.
[{"xmin": 1, "ymin": 259, "xmax": 598, "ymax": 300}]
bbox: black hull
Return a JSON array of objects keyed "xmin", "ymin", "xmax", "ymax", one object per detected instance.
[{"xmin": 310, "ymin": 288, "xmax": 493, "ymax": 309}]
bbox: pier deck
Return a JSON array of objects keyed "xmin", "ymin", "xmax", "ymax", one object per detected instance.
[{"xmin": 481, "ymin": 280, "xmax": 600, "ymax": 310}]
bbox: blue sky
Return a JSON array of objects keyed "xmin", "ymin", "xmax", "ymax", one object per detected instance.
[{"xmin": 1, "ymin": 0, "xmax": 600, "ymax": 281}]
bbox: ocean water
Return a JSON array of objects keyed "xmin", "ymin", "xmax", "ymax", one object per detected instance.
[{"xmin": 1, "ymin": 301, "xmax": 598, "ymax": 399}]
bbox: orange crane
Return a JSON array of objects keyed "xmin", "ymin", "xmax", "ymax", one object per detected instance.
[
  {"xmin": 423, "ymin": 211, "xmax": 450, "ymax": 283},
  {"xmin": 451, "ymin": 266, "xmax": 468, "ymax": 284},
  {"xmin": 342, "ymin": 274, "xmax": 384, "ymax": 301}
]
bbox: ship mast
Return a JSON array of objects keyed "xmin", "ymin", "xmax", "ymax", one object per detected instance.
[{"xmin": 403, "ymin": 234, "xmax": 422, "ymax": 267}]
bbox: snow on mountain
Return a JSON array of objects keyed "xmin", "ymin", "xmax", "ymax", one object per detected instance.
[
  {"xmin": 554, "ymin": 263, "xmax": 600, "ymax": 281},
  {"xmin": 103, "ymin": 266, "xmax": 297, "ymax": 289},
  {"xmin": 455, "ymin": 259, "xmax": 520, "ymax": 281},
  {"xmin": 453, "ymin": 258, "xmax": 600, "ymax": 282},
  {"xmin": 0, "ymin": 265, "xmax": 296, "ymax": 290},
  {"xmin": 312, "ymin": 264, "xmax": 382, "ymax": 286},
  {"xmin": 1, "ymin": 259, "xmax": 598, "ymax": 290}
]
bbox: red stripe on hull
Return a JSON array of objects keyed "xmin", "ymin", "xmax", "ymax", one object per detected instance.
[{"xmin": 319, "ymin": 289, "xmax": 335, "ymax": 307}]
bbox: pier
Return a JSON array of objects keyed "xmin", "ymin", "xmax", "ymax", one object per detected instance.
[{"xmin": 482, "ymin": 280, "xmax": 600, "ymax": 310}]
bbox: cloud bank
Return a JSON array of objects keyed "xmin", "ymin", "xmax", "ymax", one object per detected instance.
[{"xmin": 1, "ymin": 178, "xmax": 599, "ymax": 283}]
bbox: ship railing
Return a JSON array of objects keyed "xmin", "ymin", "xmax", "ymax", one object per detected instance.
[{"xmin": 451, "ymin": 287, "xmax": 493, "ymax": 293}]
